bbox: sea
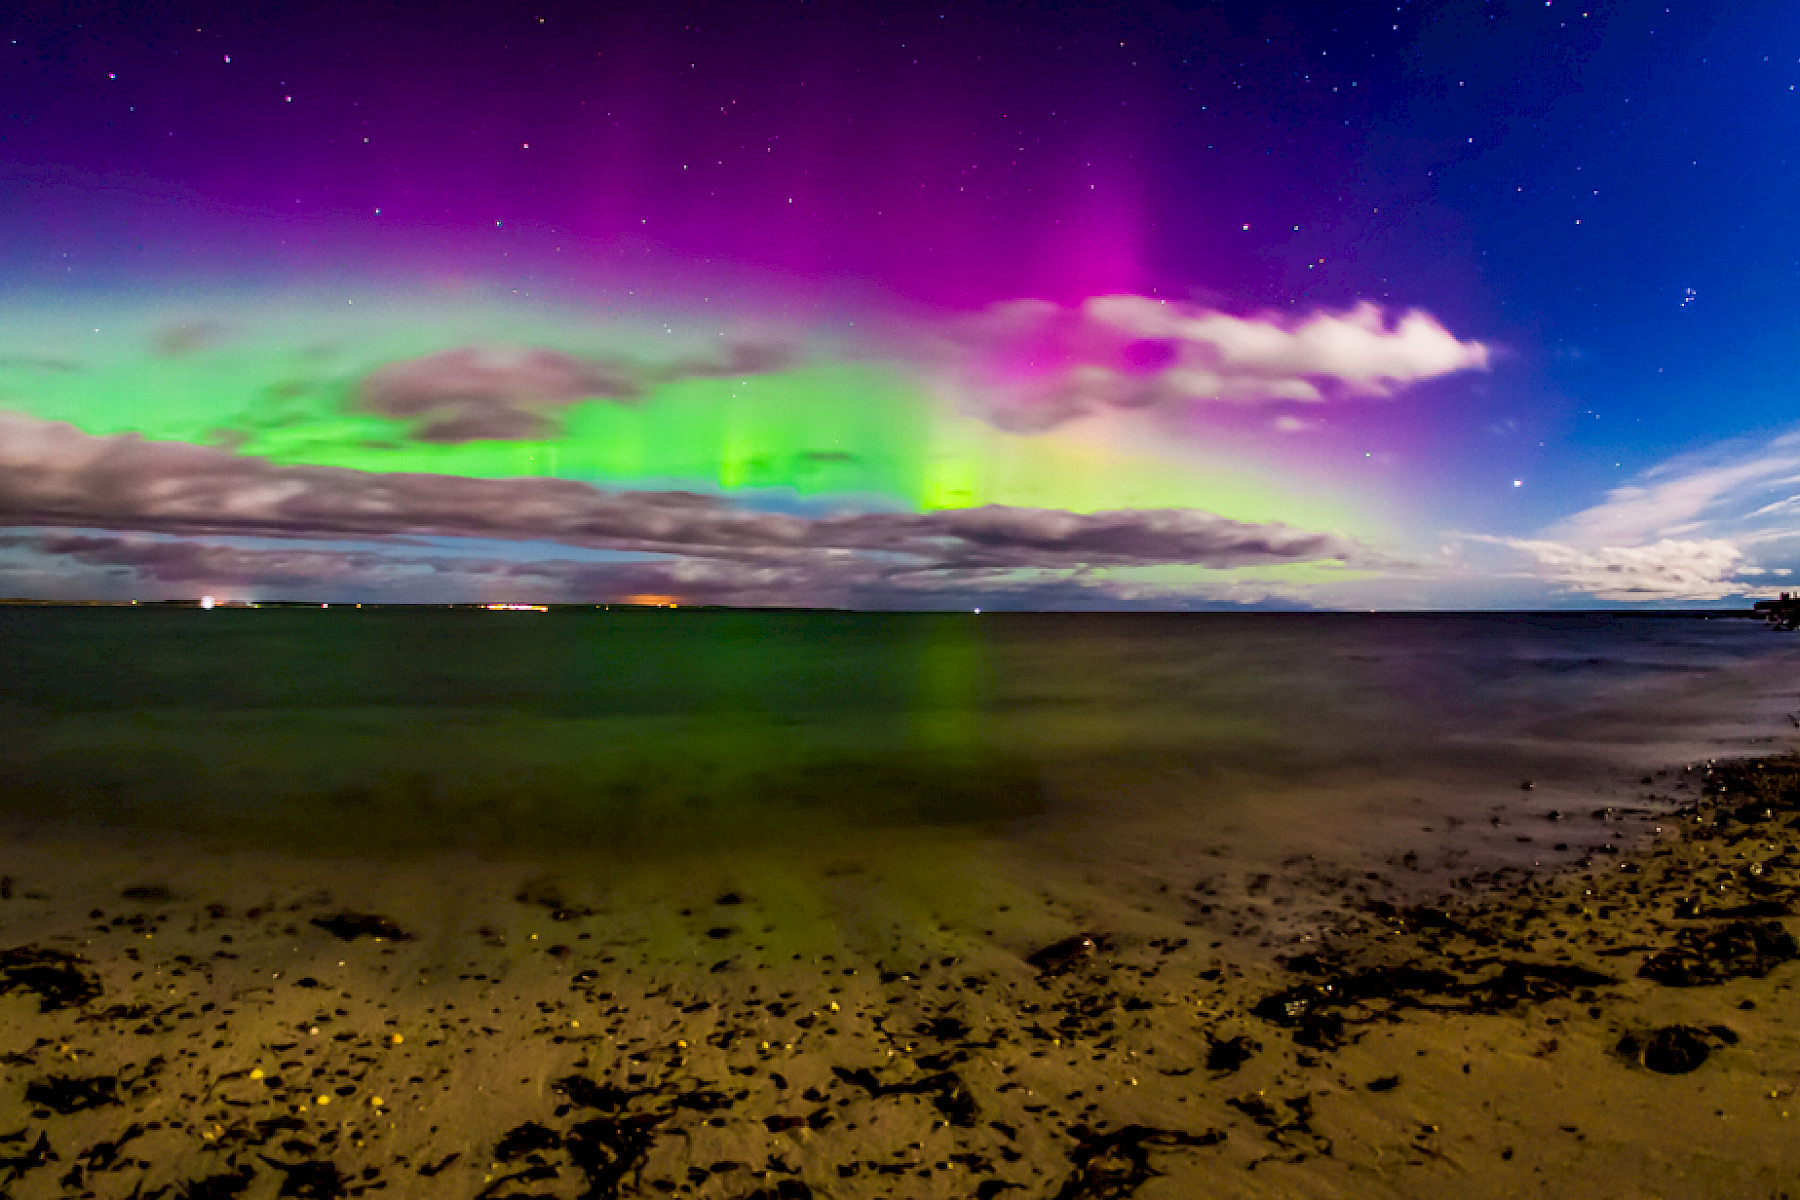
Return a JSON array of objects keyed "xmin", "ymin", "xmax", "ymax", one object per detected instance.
[{"xmin": 3, "ymin": 608, "xmax": 1797, "ymax": 952}]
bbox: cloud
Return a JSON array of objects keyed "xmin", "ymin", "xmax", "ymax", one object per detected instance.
[
  {"xmin": 1493, "ymin": 429, "xmax": 1800, "ymax": 603},
  {"xmin": 357, "ymin": 345, "xmax": 646, "ymax": 442},
  {"xmin": 0, "ymin": 532, "xmax": 393, "ymax": 587},
  {"xmin": 931, "ymin": 295, "xmax": 1488, "ymax": 433},
  {"xmin": 1471, "ymin": 535, "xmax": 1747, "ymax": 602},
  {"xmin": 1545, "ymin": 432, "xmax": 1800, "ymax": 548},
  {"xmin": 0, "ymin": 414, "xmax": 1363, "ymax": 583},
  {"xmin": 356, "ymin": 340, "xmax": 800, "ymax": 443},
  {"xmin": 2, "ymin": 530, "xmax": 1330, "ymax": 609}
]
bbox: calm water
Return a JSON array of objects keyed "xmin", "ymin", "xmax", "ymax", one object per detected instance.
[{"xmin": 2, "ymin": 609, "xmax": 1796, "ymax": 876}]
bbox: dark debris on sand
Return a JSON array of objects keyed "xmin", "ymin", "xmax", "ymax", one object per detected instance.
[
  {"xmin": 9, "ymin": 751, "xmax": 1800, "ymax": 1199},
  {"xmin": 0, "ymin": 1131, "xmax": 57, "ymax": 1188},
  {"xmin": 308, "ymin": 912, "xmax": 410, "ymax": 941},
  {"xmin": 260, "ymin": 1155, "xmax": 352, "ymax": 1199},
  {"xmin": 515, "ymin": 875, "xmax": 596, "ymax": 922},
  {"xmin": 173, "ymin": 1165, "xmax": 256, "ymax": 1200},
  {"xmin": 0, "ymin": 944, "xmax": 103, "ymax": 1011},
  {"xmin": 1252, "ymin": 959, "xmax": 1615, "ymax": 1049},
  {"xmin": 1638, "ymin": 920, "xmax": 1797, "ymax": 986},
  {"xmin": 1251, "ymin": 753, "xmax": 1800, "ymax": 1072},
  {"xmin": 1026, "ymin": 933, "xmax": 1099, "ymax": 977},
  {"xmin": 1051, "ymin": 1124, "xmax": 1226, "ymax": 1199},
  {"xmin": 498, "ymin": 1075, "xmax": 673, "ymax": 1200},
  {"xmin": 831, "ymin": 1064, "xmax": 980, "ymax": 1127},
  {"xmin": 26, "ymin": 1072, "xmax": 123, "ymax": 1115},
  {"xmin": 1204, "ymin": 1033, "xmax": 1258, "ymax": 1074}
]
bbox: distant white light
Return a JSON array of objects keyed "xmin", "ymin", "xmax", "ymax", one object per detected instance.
[
  {"xmin": 1513, "ymin": 479, "xmax": 1523, "ymax": 487},
  {"xmin": 973, "ymin": 607, "xmax": 981, "ymax": 614},
  {"xmin": 200, "ymin": 595, "xmax": 216, "ymax": 609}
]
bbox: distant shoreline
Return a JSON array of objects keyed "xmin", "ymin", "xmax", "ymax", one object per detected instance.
[{"xmin": 0, "ymin": 597, "xmax": 1782, "ymax": 618}]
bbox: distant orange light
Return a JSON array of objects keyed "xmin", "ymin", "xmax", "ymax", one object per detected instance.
[
  {"xmin": 483, "ymin": 603, "xmax": 548, "ymax": 612},
  {"xmin": 620, "ymin": 594, "xmax": 680, "ymax": 608}
]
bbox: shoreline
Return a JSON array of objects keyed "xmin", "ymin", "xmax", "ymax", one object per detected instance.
[{"xmin": 5, "ymin": 751, "xmax": 1800, "ymax": 1198}]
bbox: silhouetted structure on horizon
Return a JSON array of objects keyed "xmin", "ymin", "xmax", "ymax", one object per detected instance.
[{"xmin": 1753, "ymin": 592, "xmax": 1800, "ymax": 631}]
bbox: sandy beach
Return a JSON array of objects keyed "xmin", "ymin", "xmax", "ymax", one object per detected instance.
[{"xmin": 6, "ymin": 742, "xmax": 1800, "ymax": 1200}]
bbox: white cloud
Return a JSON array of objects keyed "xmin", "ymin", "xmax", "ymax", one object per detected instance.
[
  {"xmin": 931, "ymin": 295, "xmax": 1489, "ymax": 433},
  {"xmin": 1473, "ymin": 535, "xmax": 1747, "ymax": 602},
  {"xmin": 1505, "ymin": 429, "xmax": 1800, "ymax": 602},
  {"xmin": 1545, "ymin": 432, "xmax": 1800, "ymax": 548}
]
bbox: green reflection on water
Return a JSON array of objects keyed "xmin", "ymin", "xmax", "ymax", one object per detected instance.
[{"xmin": 0, "ymin": 609, "xmax": 1040, "ymax": 858}]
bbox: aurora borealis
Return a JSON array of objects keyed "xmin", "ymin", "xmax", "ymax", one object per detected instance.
[{"xmin": 3, "ymin": 1, "xmax": 1798, "ymax": 608}]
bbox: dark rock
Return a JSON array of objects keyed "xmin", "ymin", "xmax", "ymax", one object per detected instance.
[
  {"xmin": 121, "ymin": 884, "xmax": 175, "ymax": 903},
  {"xmin": 0, "ymin": 1131, "xmax": 57, "ymax": 1182},
  {"xmin": 1027, "ymin": 934, "xmax": 1096, "ymax": 977},
  {"xmin": 259, "ymin": 1157, "xmax": 350, "ymax": 1200},
  {"xmin": 308, "ymin": 912, "xmax": 409, "ymax": 942},
  {"xmin": 494, "ymin": 1121, "xmax": 563, "ymax": 1161},
  {"xmin": 919, "ymin": 1015, "xmax": 971, "ymax": 1041},
  {"xmin": 0, "ymin": 945, "xmax": 103, "ymax": 1010},
  {"xmin": 516, "ymin": 876, "xmax": 595, "ymax": 920},
  {"xmin": 175, "ymin": 1167, "xmax": 256, "ymax": 1200},
  {"xmin": 563, "ymin": 1113, "xmax": 666, "ymax": 1200},
  {"xmin": 1639, "ymin": 920, "xmax": 1798, "ymax": 986},
  {"xmin": 1365, "ymin": 1075, "xmax": 1401, "ymax": 1092},
  {"xmin": 930, "ymin": 1074, "xmax": 980, "ymax": 1127},
  {"xmin": 1683, "ymin": 899, "xmax": 1792, "ymax": 920},
  {"xmin": 474, "ymin": 1162, "xmax": 556, "ymax": 1198},
  {"xmin": 1465, "ymin": 961, "xmax": 1615, "ymax": 1008},
  {"xmin": 1254, "ymin": 958, "xmax": 1614, "ymax": 1048},
  {"xmin": 26, "ymin": 1074, "xmax": 121, "ymax": 1115},
  {"xmin": 741, "ymin": 1183, "xmax": 814, "ymax": 1200},
  {"xmin": 552, "ymin": 1074, "xmax": 637, "ymax": 1111},
  {"xmin": 1204, "ymin": 1035, "xmax": 1256, "ymax": 1074},
  {"xmin": 670, "ymin": 1089, "xmax": 733, "ymax": 1113},
  {"xmin": 1227, "ymin": 1093, "xmax": 1330, "ymax": 1154},
  {"xmin": 1619, "ymin": 1025, "xmax": 1714, "ymax": 1074},
  {"xmin": 1703, "ymin": 757, "xmax": 1800, "ymax": 808},
  {"xmin": 1052, "ymin": 1124, "xmax": 1225, "ymax": 1199},
  {"xmin": 830, "ymin": 1064, "xmax": 979, "ymax": 1126},
  {"xmin": 1252, "ymin": 965, "xmax": 1456, "ymax": 1048},
  {"xmin": 416, "ymin": 1153, "xmax": 460, "ymax": 1177}
]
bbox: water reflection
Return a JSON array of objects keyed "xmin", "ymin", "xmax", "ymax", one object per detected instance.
[{"xmin": 0, "ymin": 610, "xmax": 1793, "ymax": 870}]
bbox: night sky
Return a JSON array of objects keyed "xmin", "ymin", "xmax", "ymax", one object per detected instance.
[{"xmin": 2, "ymin": 0, "xmax": 1797, "ymax": 608}]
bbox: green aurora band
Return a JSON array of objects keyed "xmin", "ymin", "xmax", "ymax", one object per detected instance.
[{"xmin": 0, "ymin": 299, "xmax": 1393, "ymax": 592}]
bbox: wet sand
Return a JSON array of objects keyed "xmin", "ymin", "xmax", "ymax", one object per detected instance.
[{"xmin": 7, "ymin": 745, "xmax": 1800, "ymax": 1199}]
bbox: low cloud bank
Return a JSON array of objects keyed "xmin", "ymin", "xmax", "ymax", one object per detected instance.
[{"xmin": 0, "ymin": 414, "xmax": 1362, "ymax": 600}]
